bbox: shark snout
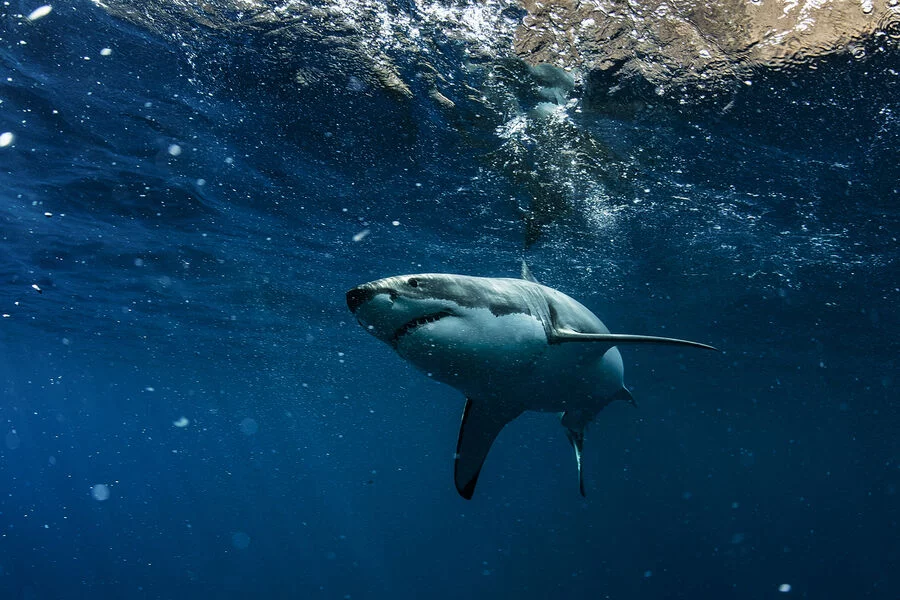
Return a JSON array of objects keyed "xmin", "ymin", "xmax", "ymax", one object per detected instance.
[{"xmin": 346, "ymin": 286, "xmax": 375, "ymax": 314}]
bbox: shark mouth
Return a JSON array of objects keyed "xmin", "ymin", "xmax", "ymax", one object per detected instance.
[{"xmin": 392, "ymin": 311, "xmax": 453, "ymax": 344}]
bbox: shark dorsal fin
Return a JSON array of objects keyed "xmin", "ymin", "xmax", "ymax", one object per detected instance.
[{"xmin": 520, "ymin": 261, "xmax": 539, "ymax": 284}]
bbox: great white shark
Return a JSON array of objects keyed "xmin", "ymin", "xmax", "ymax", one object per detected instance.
[{"xmin": 346, "ymin": 264, "xmax": 718, "ymax": 499}]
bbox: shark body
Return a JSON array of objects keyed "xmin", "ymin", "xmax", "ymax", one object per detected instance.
[{"xmin": 346, "ymin": 265, "xmax": 717, "ymax": 499}]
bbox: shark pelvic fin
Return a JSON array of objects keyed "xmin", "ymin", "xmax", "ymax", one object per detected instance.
[
  {"xmin": 613, "ymin": 386, "xmax": 637, "ymax": 407},
  {"xmin": 564, "ymin": 426, "xmax": 586, "ymax": 497},
  {"xmin": 454, "ymin": 398, "xmax": 522, "ymax": 500},
  {"xmin": 549, "ymin": 329, "xmax": 719, "ymax": 352}
]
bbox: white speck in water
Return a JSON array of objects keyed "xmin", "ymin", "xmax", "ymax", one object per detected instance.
[
  {"xmin": 196, "ymin": 178, "xmax": 206, "ymax": 186},
  {"xmin": 778, "ymin": 583, "xmax": 792, "ymax": 593},
  {"xmin": 144, "ymin": 386, "xmax": 155, "ymax": 392},
  {"xmin": 5, "ymin": 431, "xmax": 20, "ymax": 450},
  {"xmin": 352, "ymin": 229, "xmax": 370, "ymax": 242},
  {"xmin": 173, "ymin": 416, "xmax": 190, "ymax": 428},
  {"xmin": 167, "ymin": 144, "xmax": 182, "ymax": 156},
  {"xmin": 0, "ymin": 132, "xmax": 15, "ymax": 147},
  {"xmin": 391, "ymin": 220, "xmax": 400, "ymax": 226},
  {"xmin": 31, "ymin": 284, "xmax": 41, "ymax": 293},
  {"xmin": 240, "ymin": 418, "xmax": 258, "ymax": 435},
  {"xmin": 100, "ymin": 48, "xmax": 112, "ymax": 56},
  {"xmin": 134, "ymin": 258, "xmax": 144, "ymax": 267},
  {"xmin": 231, "ymin": 531, "xmax": 250, "ymax": 549},
  {"xmin": 91, "ymin": 484, "xmax": 110, "ymax": 501},
  {"xmin": 26, "ymin": 5, "xmax": 53, "ymax": 21},
  {"xmin": 224, "ymin": 157, "xmax": 234, "ymax": 164}
]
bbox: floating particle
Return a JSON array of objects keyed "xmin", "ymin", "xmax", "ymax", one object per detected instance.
[
  {"xmin": 91, "ymin": 484, "xmax": 110, "ymax": 501},
  {"xmin": 391, "ymin": 220, "xmax": 400, "ymax": 226},
  {"xmin": 26, "ymin": 5, "xmax": 53, "ymax": 21},
  {"xmin": 0, "ymin": 132, "xmax": 14, "ymax": 147},
  {"xmin": 5, "ymin": 431, "xmax": 20, "ymax": 450},
  {"xmin": 643, "ymin": 570, "xmax": 652, "ymax": 578},
  {"xmin": 31, "ymin": 284, "xmax": 42, "ymax": 294},
  {"xmin": 44, "ymin": 212, "xmax": 52, "ymax": 217},
  {"xmin": 239, "ymin": 418, "xmax": 258, "ymax": 435},
  {"xmin": 231, "ymin": 531, "xmax": 250, "ymax": 549},
  {"xmin": 352, "ymin": 229, "xmax": 370, "ymax": 242},
  {"xmin": 173, "ymin": 416, "xmax": 190, "ymax": 428},
  {"xmin": 100, "ymin": 48, "xmax": 112, "ymax": 56},
  {"xmin": 167, "ymin": 144, "xmax": 182, "ymax": 156},
  {"xmin": 778, "ymin": 583, "xmax": 791, "ymax": 593}
]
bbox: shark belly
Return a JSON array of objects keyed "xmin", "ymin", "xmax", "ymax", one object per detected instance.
[
  {"xmin": 395, "ymin": 307, "xmax": 547, "ymax": 400},
  {"xmin": 395, "ymin": 305, "xmax": 624, "ymax": 413}
]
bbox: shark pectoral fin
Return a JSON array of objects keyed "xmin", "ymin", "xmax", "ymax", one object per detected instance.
[
  {"xmin": 454, "ymin": 398, "xmax": 522, "ymax": 500},
  {"xmin": 563, "ymin": 425, "xmax": 586, "ymax": 497},
  {"xmin": 550, "ymin": 329, "xmax": 720, "ymax": 352}
]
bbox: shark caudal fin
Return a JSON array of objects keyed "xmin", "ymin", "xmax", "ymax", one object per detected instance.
[
  {"xmin": 454, "ymin": 398, "xmax": 522, "ymax": 500},
  {"xmin": 549, "ymin": 329, "xmax": 719, "ymax": 352}
]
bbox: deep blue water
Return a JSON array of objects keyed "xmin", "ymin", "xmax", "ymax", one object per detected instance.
[{"xmin": 1, "ymin": 1, "xmax": 898, "ymax": 599}]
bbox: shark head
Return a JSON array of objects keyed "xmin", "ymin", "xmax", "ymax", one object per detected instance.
[
  {"xmin": 347, "ymin": 274, "xmax": 461, "ymax": 347},
  {"xmin": 346, "ymin": 274, "xmax": 548, "ymax": 390}
]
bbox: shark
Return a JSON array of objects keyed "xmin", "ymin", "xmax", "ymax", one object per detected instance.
[{"xmin": 346, "ymin": 264, "xmax": 718, "ymax": 499}]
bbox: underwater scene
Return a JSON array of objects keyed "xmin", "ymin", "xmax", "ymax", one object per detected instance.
[{"xmin": 0, "ymin": 0, "xmax": 898, "ymax": 598}]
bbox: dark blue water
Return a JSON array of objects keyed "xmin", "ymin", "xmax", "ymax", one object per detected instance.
[{"xmin": 1, "ymin": 2, "xmax": 897, "ymax": 599}]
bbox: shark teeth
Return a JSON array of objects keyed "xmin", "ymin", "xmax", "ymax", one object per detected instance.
[{"xmin": 392, "ymin": 311, "xmax": 453, "ymax": 343}]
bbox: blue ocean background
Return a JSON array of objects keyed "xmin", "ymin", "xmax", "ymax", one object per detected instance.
[{"xmin": 1, "ymin": 1, "xmax": 898, "ymax": 598}]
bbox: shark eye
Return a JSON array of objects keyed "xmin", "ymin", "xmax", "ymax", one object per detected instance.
[{"xmin": 407, "ymin": 278, "xmax": 419, "ymax": 288}]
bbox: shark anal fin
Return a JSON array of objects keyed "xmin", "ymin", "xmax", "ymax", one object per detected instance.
[
  {"xmin": 549, "ymin": 330, "xmax": 720, "ymax": 353},
  {"xmin": 564, "ymin": 426, "xmax": 586, "ymax": 497},
  {"xmin": 454, "ymin": 398, "xmax": 522, "ymax": 500}
]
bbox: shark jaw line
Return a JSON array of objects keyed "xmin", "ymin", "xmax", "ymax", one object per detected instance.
[{"xmin": 391, "ymin": 310, "xmax": 454, "ymax": 346}]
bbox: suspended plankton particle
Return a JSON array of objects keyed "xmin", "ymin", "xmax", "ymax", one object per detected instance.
[
  {"xmin": 239, "ymin": 418, "xmax": 258, "ymax": 435},
  {"xmin": 173, "ymin": 416, "xmax": 190, "ymax": 428},
  {"xmin": 231, "ymin": 531, "xmax": 250, "ymax": 550},
  {"xmin": 91, "ymin": 484, "xmax": 110, "ymax": 501},
  {"xmin": 100, "ymin": 48, "xmax": 112, "ymax": 56},
  {"xmin": 0, "ymin": 132, "xmax": 14, "ymax": 147},
  {"xmin": 778, "ymin": 583, "xmax": 792, "ymax": 593},
  {"xmin": 352, "ymin": 229, "xmax": 370, "ymax": 242},
  {"xmin": 27, "ymin": 5, "xmax": 53, "ymax": 21},
  {"xmin": 167, "ymin": 144, "xmax": 182, "ymax": 156},
  {"xmin": 31, "ymin": 284, "xmax": 42, "ymax": 294}
]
